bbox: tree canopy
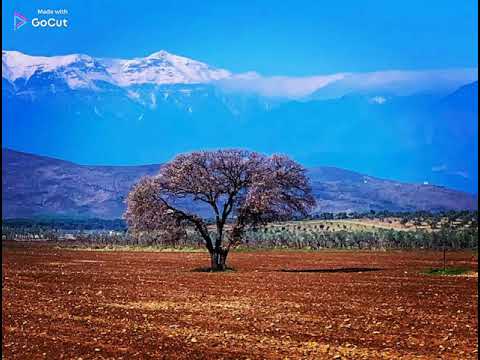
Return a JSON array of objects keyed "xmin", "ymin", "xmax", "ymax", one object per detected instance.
[{"xmin": 124, "ymin": 149, "xmax": 315, "ymax": 270}]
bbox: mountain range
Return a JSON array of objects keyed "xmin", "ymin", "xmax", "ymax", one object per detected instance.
[
  {"xmin": 2, "ymin": 50, "xmax": 231, "ymax": 89},
  {"xmin": 2, "ymin": 50, "xmax": 478, "ymax": 194},
  {"xmin": 2, "ymin": 148, "xmax": 477, "ymax": 219}
]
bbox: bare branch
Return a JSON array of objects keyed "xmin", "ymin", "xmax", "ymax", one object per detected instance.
[{"xmin": 124, "ymin": 149, "xmax": 316, "ymax": 264}]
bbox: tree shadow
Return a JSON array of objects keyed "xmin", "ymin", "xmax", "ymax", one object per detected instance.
[
  {"xmin": 277, "ymin": 267, "xmax": 383, "ymax": 273},
  {"xmin": 191, "ymin": 267, "xmax": 236, "ymax": 273}
]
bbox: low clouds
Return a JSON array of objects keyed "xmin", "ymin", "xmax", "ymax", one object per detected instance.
[
  {"xmin": 216, "ymin": 68, "xmax": 478, "ymax": 99},
  {"xmin": 432, "ymin": 164, "xmax": 448, "ymax": 172},
  {"xmin": 452, "ymin": 171, "xmax": 470, "ymax": 179},
  {"xmin": 369, "ymin": 96, "xmax": 387, "ymax": 104},
  {"xmin": 432, "ymin": 164, "xmax": 470, "ymax": 179},
  {"xmin": 217, "ymin": 72, "xmax": 346, "ymax": 98}
]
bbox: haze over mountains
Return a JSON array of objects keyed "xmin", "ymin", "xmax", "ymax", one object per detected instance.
[
  {"xmin": 2, "ymin": 149, "xmax": 477, "ymax": 219},
  {"xmin": 2, "ymin": 50, "xmax": 478, "ymax": 194}
]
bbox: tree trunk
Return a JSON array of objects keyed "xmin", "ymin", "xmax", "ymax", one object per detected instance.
[
  {"xmin": 443, "ymin": 246, "xmax": 446, "ymax": 272},
  {"xmin": 210, "ymin": 248, "xmax": 229, "ymax": 271}
]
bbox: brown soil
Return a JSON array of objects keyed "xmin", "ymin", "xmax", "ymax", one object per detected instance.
[{"xmin": 2, "ymin": 242, "xmax": 478, "ymax": 359}]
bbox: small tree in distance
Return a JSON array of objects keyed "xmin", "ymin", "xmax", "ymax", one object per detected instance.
[{"xmin": 124, "ymin": 149, "xmax": 316, "ymax": 271}]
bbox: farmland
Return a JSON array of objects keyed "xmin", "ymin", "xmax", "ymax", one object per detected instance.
[{"xmin": 2, "ymin": 242, "xmax": 478, "ymax": 359}]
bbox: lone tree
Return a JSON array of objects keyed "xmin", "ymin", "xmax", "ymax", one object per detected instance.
[{"xmin": 124, "ymin": 149, "xmax": 315, "ymax": 271}]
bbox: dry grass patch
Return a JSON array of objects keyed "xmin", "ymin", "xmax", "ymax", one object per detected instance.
[
  {"xmin": 149, "ymin": 322, "xmax": 403, "ymax": 359},
  {"xmin": 107, "ymin": 298, "xmax": 252, "ymax": 313}
]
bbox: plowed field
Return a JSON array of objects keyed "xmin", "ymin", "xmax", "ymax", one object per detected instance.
[{"xmin": 2, "ymin": 242, "xmax": 478, "ymax": 359}]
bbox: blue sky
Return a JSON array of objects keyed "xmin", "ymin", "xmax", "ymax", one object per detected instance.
[{"xmin": 3, "ymin": 0, "xmax": 478, "ymax": 75}]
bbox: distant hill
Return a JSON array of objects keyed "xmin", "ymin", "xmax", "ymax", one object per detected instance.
[
  {"xmin": 2, "ymin": 149, "xmax": 160, "ymax": 219},
  {"xmin": 2, "ymin": 50, "xmax": 478, "ymax": 193},
  {"xmin": 2, "ymin": 149, "xmax": 476, "ymax": 219}
]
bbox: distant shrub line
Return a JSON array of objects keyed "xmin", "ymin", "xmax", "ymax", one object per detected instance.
[
  {"xmin": 240, "ymin": 227, "xmax": 477, "ymax": 250},
  {"xmin": 2, "ymin": 210, "xmax": 478, "ymax": 250}
]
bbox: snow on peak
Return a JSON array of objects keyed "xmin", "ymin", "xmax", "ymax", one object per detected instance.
[
  {"xmin": 2, "ymin": 50, "xmax": 232, "ymax": 89},
  {"xmin": 2, "ymin": 51, "xmax": 111, "ymax": 89},
  {"xmin": 146, "ymin": 50, "xmax": 172, "ymax": 58},
  {"xmin": 106, "ymin": 50, "xmax": 231, "ymax": 86}
]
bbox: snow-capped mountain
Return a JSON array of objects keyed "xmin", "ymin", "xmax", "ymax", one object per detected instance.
[
  {"xmin": 2, "ymin": 50, "xmax": 478, "ymax": 194},
  {"xmin": 3, "ymin": 50, "xmax": 477, "ymax": 98},
  {"xmin": 2, "ymin": 50, "xmax": 232, "ymax": 90},
  {"xmin": 104, "ymin": 51, "xmax": 231, "ymax": 86}
]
